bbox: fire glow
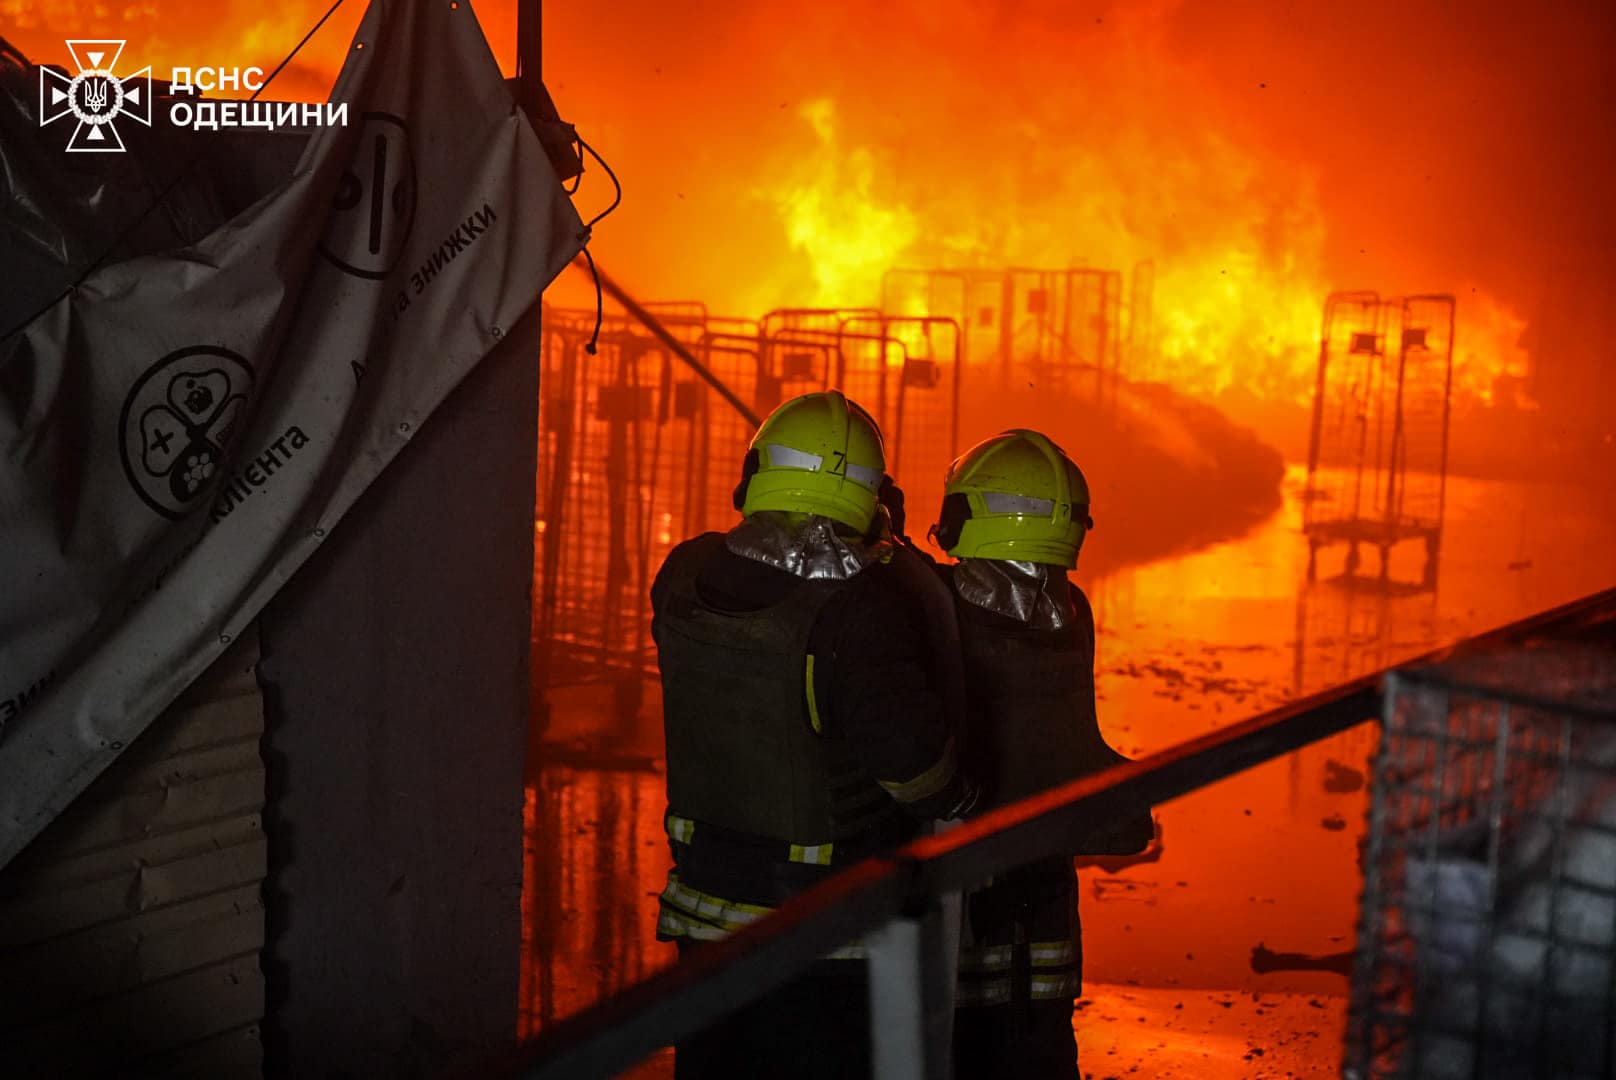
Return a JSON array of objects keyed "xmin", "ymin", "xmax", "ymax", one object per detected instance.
[
  {"xmin": 756, "ymin": 89, "xmax": 1527, "ymax": 408},
  {"xmin": 3, "ymin": 0, "xmax": 1538, "ymax": 413}
]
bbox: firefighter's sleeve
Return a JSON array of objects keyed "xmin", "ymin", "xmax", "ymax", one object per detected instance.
[
  {"xmin": 823, "ymin": 576, "xmax": 975, "ymax": 822},
  {"xmin": 1071, "ymin": 585, "xmax": 1155, "ymax": 854}
]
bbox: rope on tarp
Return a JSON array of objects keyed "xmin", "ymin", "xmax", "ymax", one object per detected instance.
[{"xmin": 571, "ymin": 133, "xmax": 622, "ymax": 356}]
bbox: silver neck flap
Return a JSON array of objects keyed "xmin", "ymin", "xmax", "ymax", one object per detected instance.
[
  {"xmin": 725, "ymin": 511, "xmax": 889, "ymax": 580},
  {"xmin": 952, "ymin": 558, "xmax": 1076, "ymax": 630}
]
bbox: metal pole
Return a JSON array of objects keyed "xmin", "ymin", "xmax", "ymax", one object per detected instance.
[
  {"xmin": 867, "ymin": 902, "xmax": 951, "ymax": 1080},
  {"xmin": 516, "ymin": 0, "xmax": 543, "ymax": 119},
  {"xmin": 517, "ymin": 0, "xmax": 546, "ymax": 728}
]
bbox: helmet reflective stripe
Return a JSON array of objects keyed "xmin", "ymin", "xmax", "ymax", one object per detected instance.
[
  {"xmin": 844, "ymin": 461, "xmax": 884, "ymax": 491},
  {"xmin": 764, "ymin": 443, "xmax": 825, "ymax": 473},
  {"xmin": 763, "ymin": 443, "xmax": 884, "ymax": 493},
  {"xmin": 981, "ymin": 492, "xmax": 1055, "ymax": 516},
  {"xmin": 932, "ymin": 428, "xmax": 1092, "ymax": 568}
]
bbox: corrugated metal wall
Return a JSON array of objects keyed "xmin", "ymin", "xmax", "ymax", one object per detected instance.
[{"xmin": 0, "ymin": 631, "xmax": 266, "ymax": 1077}]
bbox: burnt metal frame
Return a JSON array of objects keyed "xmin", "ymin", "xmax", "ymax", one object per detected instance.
[
  {"xmin": 761, "ymin": 307, "xmax": 885, "ymax": 345},
  {"xmin": 839, "ymin": 314, "xmax": 964, "ymax": 473},
  {"xmin": 1062, "ymin": 267, "xmax": 1126, "ymax": 407},
  {"xmin": 590, "ymin": 261, "xmax": 762, "ymax": 427},
  {"xmin": 880, "ymin": 269, "xmax": 1010, "ymax": 376},
  {"xmin": 879, "ymin": 267, "xmax": 1130, "ymax": 406},
  {"xmin": 503, "ymin": 587, "xmax": 1616, "ymax": 1080},
  {"xmin": 1304, "ymin": 292, "xmax": 1456, "ymax": 588}
]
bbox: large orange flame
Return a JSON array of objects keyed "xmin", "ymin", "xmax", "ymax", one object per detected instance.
[
  {"xmin": 745, "ymin": 89, "xmax": 1528, "ymax": 407},
  {"xmin": 774, "ymin": 98, "xmax": 918, "ymax": 308},
  {"xmin": 0, "ymin": 0, "xmax": 1557, "ymax": 416}
]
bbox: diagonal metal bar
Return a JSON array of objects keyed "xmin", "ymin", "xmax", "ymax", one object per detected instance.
[
  {"xmin": 497, "ymin": 857, "xmax": 908, "ymax": 1080},
  {"xmin": 502, "ymin": 584, "xmax": 1616, "ymax": 1079},
  {"xmin": 578, "ymin": 258, "xmax": 762, "ymax": 427}
]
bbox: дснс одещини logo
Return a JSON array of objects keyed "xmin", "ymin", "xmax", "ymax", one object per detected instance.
[{"xmin": 38, "ymin": 39, "xmax": 152, "ymax": 153}]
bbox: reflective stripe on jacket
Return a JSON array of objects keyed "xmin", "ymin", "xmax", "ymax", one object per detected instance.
[
  {"xmin": 655, "ymin": 870, "xmax": 867, "ymax": 961},
  {"xmin": 957, "ymin": 858, "xmax": 1083, "ymax": 1007}
]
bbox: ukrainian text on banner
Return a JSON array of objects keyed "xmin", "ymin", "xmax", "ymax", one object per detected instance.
[{"xmin": 0, "ymin": 0, "xmax": 584, "ymax": 868}]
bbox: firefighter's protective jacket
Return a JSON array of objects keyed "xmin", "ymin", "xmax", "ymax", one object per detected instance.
[
  {"xmin": 651, "ymin": 530, "xmax": 970, "ymax": 947},
  {"xmin": 950, "ymin": 568, "xmax": 1153, "ymax": 1008}
]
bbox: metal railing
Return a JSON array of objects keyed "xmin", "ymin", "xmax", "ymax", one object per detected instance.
[{"xmin": 500, "ymin": 586, "xmax": 1616, "ymax": 1079}]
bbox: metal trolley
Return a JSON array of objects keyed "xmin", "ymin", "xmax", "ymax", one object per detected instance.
[
  {"xmin": 1346, "ymin": 626, "xmax": 1616, "ymax": 1078},
  {"xmin": 1304, "ymin": 293, "xmax": 1455, "ymax": 589}
]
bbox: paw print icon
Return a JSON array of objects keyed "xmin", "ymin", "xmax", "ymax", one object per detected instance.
[
  {"xmin": 178, "ymin": 447, "xmax": 218, "ymax": 496},
  {"xmin": 119, "ymin": 347, "xmax": 254, "ymax": 519}
]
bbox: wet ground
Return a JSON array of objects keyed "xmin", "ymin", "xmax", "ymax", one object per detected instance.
[{"xmin": 520, "ymin": 465, "xmax": 1616, "ymax": 1075}]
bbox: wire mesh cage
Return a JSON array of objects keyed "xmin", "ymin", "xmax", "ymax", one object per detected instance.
[
  {"xmin": 533, "ymin": 307, "xmax": 758, "ymax": 708},
  {"xmin": 531, "ymin": 269, "xmax": 1139, "ymax": 709},
  {"xmin": 1305, "ymin": 292, "xmax": 1456, "ymax": 589},
  {"xmin": 1346, "ymin": 632, "xmax": 1616, "ymax": 1079},
  {"xmin": 753, "ymin": 307, "xmax": 964, "ymax": 539},
  {"xmin": 841, "ymin": 314, "xmax": 961, "ymax": 531},
  {"xmin": 533, "ymin": 304, "xmax": 962, "ymax": 707},
  {"xmin": 881, "ymin": 268, "xmax": 1010, "ymax": 380}
]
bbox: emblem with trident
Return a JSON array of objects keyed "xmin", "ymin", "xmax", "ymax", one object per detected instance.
[{"xmin": 38, "ymin": 39, "xmax": 152, "ymax": 152}]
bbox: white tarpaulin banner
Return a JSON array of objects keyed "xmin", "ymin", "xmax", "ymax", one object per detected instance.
[{"xmin": 0, "ymin": 0, "xmax": 584, "ymax": 867}]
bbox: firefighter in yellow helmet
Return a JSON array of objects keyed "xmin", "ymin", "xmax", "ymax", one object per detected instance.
[
  {"xmin": 651, "ymin": 389, "xmax": 976, "ymax": 1080},
  {"xmin": 929, "ymin": 429, "xmax": 1153, "ymax": 1080}
]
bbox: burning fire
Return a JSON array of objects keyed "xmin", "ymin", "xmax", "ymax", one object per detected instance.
[
  {"xmin": 2, "ymin": 0, "xmax": 1538, "ymax": 413},
  {"xmin": 771, "ymin": 98, "xmax": 917, "ymax": 310},
  {"xmin": 742, "ymin": 90, "xmax": 1528, "ymax": 408}
]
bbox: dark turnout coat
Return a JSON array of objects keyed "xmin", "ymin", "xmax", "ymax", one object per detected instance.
[{"xmin": 947, "ymin": 564, "xmax": 1153, "ymax": 1080}]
